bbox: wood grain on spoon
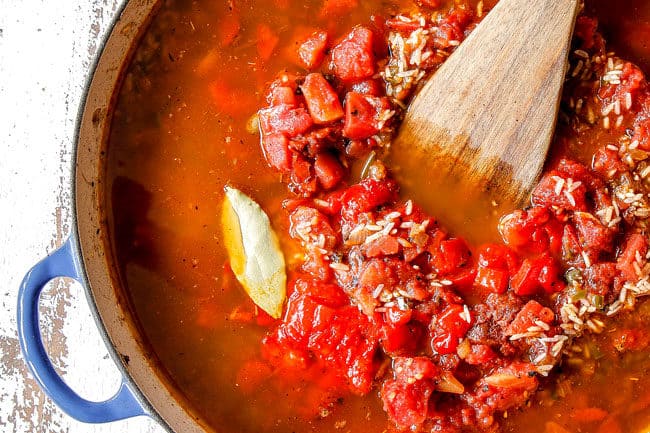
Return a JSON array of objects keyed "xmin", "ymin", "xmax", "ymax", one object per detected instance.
[{"xmin": 394, "ymin": 0, "xmax": 579, "ymax": 208}]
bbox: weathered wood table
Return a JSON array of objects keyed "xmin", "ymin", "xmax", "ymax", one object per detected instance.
[{"xmin": 0, "ymin": 1, "xmax": 165, "ymax": 431}]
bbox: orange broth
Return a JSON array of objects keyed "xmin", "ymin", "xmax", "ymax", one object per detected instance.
[{"xmin": 105, "ymin": 0, "xmax": 650, "ymax": 432}]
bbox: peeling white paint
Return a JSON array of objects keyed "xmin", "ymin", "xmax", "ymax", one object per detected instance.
[{"xmin": 0, "ymin": 1, "xmax": 165, "ymax": 432}]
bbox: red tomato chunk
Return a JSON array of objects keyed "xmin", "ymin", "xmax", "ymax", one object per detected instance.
[
  {"xmin": 381, "ymin": 357, "xmax": 439, "ymax": 428},
  {"xmin": 298, "ymin": 30, "xmax": 329, "ymax": 69},
  {"xmin": 331, "ymin": 26, "xmax": 376, "ymax": 82},
  {"xmin": 301, "ymin": 73, "xmax": 344, "ymax": 124},
  {"xmin": 431, "ymin": 304, "xmax": 472, "ymax": 355},
  {"xmin": 343, "ymin": 92, "xmax": 392, "ymax": 139}
]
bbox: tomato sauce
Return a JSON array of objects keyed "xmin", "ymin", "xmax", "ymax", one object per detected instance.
[
  {"xmin": 590, "ymin": 0, "xmax": 650, "ymax": 75},
  {"xmin": 105, "ymin": 0, "xmax": 650, "ymax": 432}
]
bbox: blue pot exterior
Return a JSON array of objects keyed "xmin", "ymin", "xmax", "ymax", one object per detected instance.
[{"xmin": 17, "ymin": 236, "xmax": 149, "ymax": 423}]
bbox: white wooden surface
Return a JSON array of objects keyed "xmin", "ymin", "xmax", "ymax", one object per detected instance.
[{"xmin": 0, "ymin": 1, "xmax": 165, "ymax": 432}]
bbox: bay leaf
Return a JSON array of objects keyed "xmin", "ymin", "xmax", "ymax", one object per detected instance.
[{"xmin": 221, "ymin": 186, "xmax": 286, "ymax": 319}]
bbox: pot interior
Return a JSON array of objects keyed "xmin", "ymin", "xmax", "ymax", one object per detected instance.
[{"xmin": 76, "ymin": 0, "xmax": 650, "ymax": 432}]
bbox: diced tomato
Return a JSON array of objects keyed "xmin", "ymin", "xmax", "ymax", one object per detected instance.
[
  {"xmin": 562, "ymin": 224, "xmax": 582, "ymax": 264},
  {"xmin": 319, "ymin": 189, "xmax": 346, "ymax": 215},
  {"xmin": 258, "ymin": 105, "xmax": 313, "ymax": 138},
  {"xmin": 510, "ymin": 253, "xmax": 564, "ymax": 296},
  {"xmin": 474, "ymin": 244, "xmax": 519, "ymax": 294},
  {"xmin": 266, "ymin": 74, "xmax": 301, "ymax": 101},
  {"xmin": 289, "ymin": 206, "xmax": 338, "ymax": 249},
  {"xmin": 556, "ymin": 159, "xmax": 600, "ymax": 187},
  {"xmin": 381, "ymin": 357, "xmax": 439, "ymax": 428},
  {"xmin": 431, "ymin": 304, "xmax": 472, "ymax": 355},
  {"xmin": 340, "ymin": 178, "xmax": 399, "ymax": 223},
  {"xmin": 298, "ymin": 30, "xmax": 329, "ymax": 69},
  {"xmin": 394, "ymin": 357, "xmax": 440, "ymax": 382},
  {"xmin": 537, "ymin": 254, "xmax": 566, "ymax": 294},
  {"xmin": 385, "ymin": 17, "xmax": 423, "ymax": 33},
  {"xmin": 300, "ymin": 73, "xmax": 344, "ymax": 124},
  {"xmin": 600, "ymin": 63, "xmax": 646, "ymax": 115},
  {"xmin": 634, "ymin": 113, "xmax": 650, "ymax": 150},
  {"xmin": 385, "ymin": 306, "xmax": 413, "ymax": 326},
  {"xmin": 500, "ymin": 208, "xmax": 547, "ymax": 247},
  {"xmin": 510, "ymin": 259, "xmax": 540, "ymax": 296},
  {"xmin": 257, "ymin": 23, "xmax": 280, "ymax": 61},
  {"xmin": 616, "ymin": 233, "xmax": 648, "ymax": 281},
  {"xmin": 261, "ymin": 133, "xmax": 292, "ymax": 172},
  {"xmin": 583, "ymin": 262, "xmax": 617, "ymax": 296},
  {"xmin": 465, "ymin": 344, "xmax": 497, "ymax": 365},
  {"xmin": 531, "ymin": 171, "xmax": 588, "ymax": 211},
  {"xmin": 356, "ymin": 258, "xmax": 395, "ymax": 315},
  {"xmin": 593, "ymin": 188, "xmax": 614, "ymax": 218},
  {"xmin": 343, "ymin": 92, "xmax": 378, "ymax": 139},
  {"xmin": 289, "ymin": 154, "xmax": 318, "ymax": 197},
  {"xmin": 505, "ymin": 300, "xmax": 554, "ymax": 336},
  {"xmin": 475, "ymin": 363, "xmax": 538, "ymax": 412},
  {"xmin": 381, "ymin": 378, "xmax": 433, "ymax": 428},
  {"xmin": 592, "ymin": 146, "xmax": 626, "ymax": 178},
  {"xmin": 314, "ymin": 152, "xmax": 345, "ymax": 189},
  {"xmin": 278, "ymin": 293, "xmax": 328, "ymax": 344},
  {"xmin": 363, "ymin": 235, "xmax": 401, "ymax": 258},
  {"xmin": 432, "ymin": 8, "xmax": 473, "ymax": 48},
  {"xmin": 573, "ymin": 212, "xmax": 615, "ymax": 254},
  {"xmin": 544, "ymin": 216, "xmax": 565, "ymax": 255},
  {"xmin": 301, "ymin": 249, "xmax": 334, "ymax": 282},
  {"xmin": 345, "ymin": 138, "xmax": 373, "ymax": 158},
  {"xmin": 269, "ymin": 86, "xmax": 297, "ymax": 107},
  {"xmin": 446, "ymin": 266, "xmax": 478, "ymax": 293},
  {"xmin": 395, "ymin": 262, "xmax": 429, "ymax": 301},
  {"xmin": 379, "ymin": 321, "xmax": 423, "ymax": 355},
  {"xmin": 331, "ymin": 26, "xmax": 376, "ymax": 82},
  {"xmin": 429, "ymin": 238, "xmax": 471, "ymax": 276},
  {"xmin": 317, "ymin": 314, "xmax": 378, "ymax": 394},
  {"xmin": 293, "ymin": 277, "xmax": 349, "ymax": 308},
  {"xmin": 477, "ymin": 244, "xmax": 520, "ymax": 273},
  {"xmin": 289, "ymin": 125, "xmax": 342, "ymax": 156},
  {"xmin": 355, "ymin": 258, "xmax": 428, "ymax": 316},
  {"xmin": 499, "ymin": 207, "xmax": 559, "ymax": 254},
  {"xmin": 343, "ymin": 92, "xmax": 391, "ymax": 139},
  {"xmin": 475, "ymin": 266, "xmax": 509, "ymax": 294}
]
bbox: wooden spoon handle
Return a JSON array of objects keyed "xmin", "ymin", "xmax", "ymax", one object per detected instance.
[{"xmin": 397, "ymin": 0, "xmax": 579, "ymax": 205}]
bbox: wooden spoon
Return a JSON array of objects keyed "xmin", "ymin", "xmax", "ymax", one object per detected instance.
[{"xmin": 393, "ymin": 0, "xmax": 579, "ymax": 209}]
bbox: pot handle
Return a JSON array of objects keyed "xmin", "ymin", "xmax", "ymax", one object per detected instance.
[{"xmin": 17, "ymin": 237, "xmax": 149, "ymax": 423}]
